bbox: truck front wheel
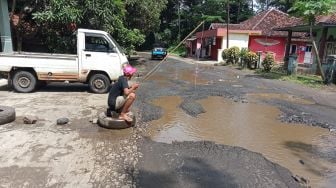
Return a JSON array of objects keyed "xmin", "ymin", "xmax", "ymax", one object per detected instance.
[
  {"xmin": 89, "ymin": 74, "xmax": 110, "ymax": 94},
  {"xmin": 12, "ymin": 71, "xmax": 37, "ymax": 93}
]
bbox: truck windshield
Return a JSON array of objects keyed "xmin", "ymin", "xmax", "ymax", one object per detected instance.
[{"xmin": 108, "ymin": 34, "xmax": 124, "ymax": 54}]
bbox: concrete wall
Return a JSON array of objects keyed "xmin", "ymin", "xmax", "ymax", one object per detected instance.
[
  {"xmin": 249, "ymin": 35, "xmax": 308, "ymax": 64},
  {"xmin": 217, "ymin": 33, "xmax": 249, "ymax": 62}
]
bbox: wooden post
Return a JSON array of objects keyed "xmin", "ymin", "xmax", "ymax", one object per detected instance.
[
  {"xmin": 284, "ymin": 30, "xmax": 292, "ymax": 70},
  {"xmin": 317, "ymin": 26, "xmax": 328, "ymax": 75},
  {"xmin": 226, "ymin": 0, "xmax": 229, "ymax": 49}
]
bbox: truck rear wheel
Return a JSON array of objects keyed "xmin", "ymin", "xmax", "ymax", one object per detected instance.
[
  {"xmin": 12, "ymin": 71, "xmax": 37, "ymax": 93},
  {"xmin": 89, "ymin": 74, "xmax": 110, "ymax": 94}
]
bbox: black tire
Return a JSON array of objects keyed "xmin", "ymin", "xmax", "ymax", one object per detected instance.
[
  {"xmin": 98, "ymin": 112, "xmax": 135, "ymax": 129},
  {"xmin": 12, "ymin": 71, "xmax": 37, "ymax": 93},
  {"xmin": 89, "ymin": 74, "xmax": 110, "ymax": 94},
  {"xmin": 0, "ymin": 106, "xmax": 16, "ymax": 125}
]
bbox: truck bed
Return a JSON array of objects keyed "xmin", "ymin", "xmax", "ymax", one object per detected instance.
[
  {"xmin": 0, "ymin": 51, "xmax": 79, "ymax": 81},
  {"xmin": 0, "ymin": 52, "xmax": 78, "ymax": 60}
]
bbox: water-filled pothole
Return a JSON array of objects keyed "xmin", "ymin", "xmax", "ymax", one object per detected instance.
[{"xmin": 146, "ymin": 96, "xmax": 334, "ymax": 188}]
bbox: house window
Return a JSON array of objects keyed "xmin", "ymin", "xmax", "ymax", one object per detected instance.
[
  {"xmin": 326, "ymin": 42, "xmax": 336, "ymax": 56},
  {"xmin": 290, "ymin": 44, "xmax": 297, "ymax": 54},
  {"xmin": 305, "ymin": 46, "xmax": 312, "ymax": 52}
]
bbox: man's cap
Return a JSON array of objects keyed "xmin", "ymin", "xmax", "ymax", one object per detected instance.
[{"xmin": 123, "ymin": 65, "xmax": 137, "ymax": 75}]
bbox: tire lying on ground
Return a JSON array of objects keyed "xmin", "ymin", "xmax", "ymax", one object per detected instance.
[
  {"xmin": 98, "ymin": 112, "xmax": 136, "ymax": 129},
  {"xmin": 0, "ymin": 106, "xmax": 16, "ymax": 125}
]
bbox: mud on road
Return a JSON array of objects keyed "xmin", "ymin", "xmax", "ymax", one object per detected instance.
[{"xmin": 0, "ymin": 53, "xmax": 335, "ymax": 187}]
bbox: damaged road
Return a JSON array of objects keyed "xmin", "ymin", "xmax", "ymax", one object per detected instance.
[{"xmin": 0, "ymin": 53, "xmax": 335, "ymax": 187}]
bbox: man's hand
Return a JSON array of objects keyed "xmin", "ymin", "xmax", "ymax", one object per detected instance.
[{"xmin": 132, "ymin": 83, "xmax": 140, "ymax": 90}]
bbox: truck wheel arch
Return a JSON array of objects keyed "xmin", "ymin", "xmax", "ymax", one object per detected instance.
[
  {"xmin": 10, "ymin": 67, "xmax": 38, "ymax": 79},
  {"xmin": 86, "ymin": 70, "xmax": 112, "ymax": 83}
]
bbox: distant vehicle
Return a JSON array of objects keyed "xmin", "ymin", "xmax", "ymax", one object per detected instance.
[
  {"xmin": 151, "ymin": 46, "xmax": 167, "ymax": 60},
  {"xmin": 0, "ymin": 29, "xmax": 129, "ymax": 94}
]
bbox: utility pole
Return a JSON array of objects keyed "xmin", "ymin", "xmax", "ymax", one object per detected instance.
[
  {"xmin": 226, "ymin": 0, "xmax": 230, "ymax": 48},
  {"xmin": 178, "ymin": 1, "xmax": 181, "ymax": 41}
]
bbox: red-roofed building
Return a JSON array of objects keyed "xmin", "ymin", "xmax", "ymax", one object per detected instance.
[
  {"xmin": 276, "ymin": 14, "xmax": 336, "ymax": 73},
  {"xmin": 188, "ymin": 8, "xmax": 312, "ymax": 64}
]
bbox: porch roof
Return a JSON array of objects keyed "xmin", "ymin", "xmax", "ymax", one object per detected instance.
[
  {"xmin": 195, "ymin": 28, "xmax": 261, "ymax": 38},
  {"xmin": 274, "ymin": 23, "xmax": 336, "ymax": 32}
]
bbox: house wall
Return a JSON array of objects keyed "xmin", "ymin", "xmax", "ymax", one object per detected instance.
[
  {"xmin": 210, "ymin": 37, "xmax": 222, "ymax": 60},
  {"xmin": 218, "ymin": 33, "xmax": 249, "ymax": 62},
  {"xmin": 249, "ymin": 35, "xmax": 306, "ymax": 64}
]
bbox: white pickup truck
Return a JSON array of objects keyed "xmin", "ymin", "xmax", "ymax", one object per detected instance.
[{"xmin": 0, "ymin": 29, "xmax": 129, "ymax": 93}]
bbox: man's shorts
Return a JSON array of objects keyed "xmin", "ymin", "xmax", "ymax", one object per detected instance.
[{"xmin": 115, "ymin": 95, "xmax": 128, "ymax": 110}]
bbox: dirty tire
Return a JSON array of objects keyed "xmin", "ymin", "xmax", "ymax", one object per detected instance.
[
  {"xmin": 12, "ymin": 71, "xmax": 37, "ymax": 93},
  {"xmin": 89, "ymin": 74, "xmax": 110, "ymax": 94},
  {"xmin": 98, "ymin": 112, "xmax": 135, "ymax": 129},
  {"xmin": 0, "ymin": 106, "xmax": 16, "ymax": 125},
  {"xmin": 180, "ymin": 99, "xmax": 206, "ymax": 117}
]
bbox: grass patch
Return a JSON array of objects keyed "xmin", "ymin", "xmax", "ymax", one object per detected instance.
[
  {"xmin": 167, "ymin": 45, "xmax": 187, "ymax": 57},
  {"xmin": 254, "ymin": 69, "xmax": 323, "ymax": 88}
]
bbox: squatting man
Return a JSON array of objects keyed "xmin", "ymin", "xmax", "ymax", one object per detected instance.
[{"xmin": 107, "ymin": 65, "xmax": 139, "ymax": 122}]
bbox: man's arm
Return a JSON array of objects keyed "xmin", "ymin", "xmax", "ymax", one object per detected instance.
[{"xmin": 124, "ymin": 83, "xmax": 139, "ymax": 96}]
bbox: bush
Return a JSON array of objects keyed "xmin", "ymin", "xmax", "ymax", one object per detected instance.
[
  {"xmin": 262, "ymin": 53, "xmax": 275, "ymax": 72},
  {"xmin": 227, "ymin": 46, "xmax": 240, "ymax": 64},
  {"xmin": 168, "ymin": 45, "xmax": 187, "ymax": 57},
  {"xmin": 246, "ymin": 52, "xmax": 258, "ymax": 69},
  {"xmin": 222, "ymin": 48, "xmax": 229, "ymax": 60},
  {"xmin": 240, "ymin": 48, "xmax": 249, "ymax": 68}
]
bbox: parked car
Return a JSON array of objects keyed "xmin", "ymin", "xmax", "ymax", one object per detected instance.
[
  {"xmin": 151, "ymin": 47, "xmax": 167, "ymax": 60},
  {"xmin": 0, "ymin": 29, "xmax": 129, "ymax": 94}
]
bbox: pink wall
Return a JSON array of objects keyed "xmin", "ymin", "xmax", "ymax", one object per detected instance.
[{"xmin": 249, "ymin": 36, "xmax": 306, "ymax": 64}]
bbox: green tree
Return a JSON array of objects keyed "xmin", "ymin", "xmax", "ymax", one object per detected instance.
[
  {"xmin": 31, "ymin": 0, "xmax": 145, "ymax": 54},
  {"xmin": 290, "ymin": 0, "xmax": 336, "ymax": 80},
  {"xmin": 125, "ymin": 0, "xmax": 168, "ymax": 49},
  {"xmin": 269, "ymin": 0, "xmax": 295, "ymax": 12},
  {"xmin": 8, "ymin": 0, "xmax": 42, "ymax": 51},
  {"xmin": 158, "ymin": 0, "xmax": 253, "ymax": 47},
  {"xmin": 125, "ymin": 0, "xmax": 168, "ymax": 33}
]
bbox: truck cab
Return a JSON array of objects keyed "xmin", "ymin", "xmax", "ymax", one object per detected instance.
[{"xmin": 0, "ymin": 29, "xmax": 129, "ymax": 93}]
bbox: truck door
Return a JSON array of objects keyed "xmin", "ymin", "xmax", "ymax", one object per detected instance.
[{"xmin": 81, "ymin": 33, "xmax": 122, "ymax": 80}]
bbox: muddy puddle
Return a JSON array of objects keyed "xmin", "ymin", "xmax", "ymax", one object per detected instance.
[{"xmin": 146, "ymin": 96, "xmax": 335, "ymax": 187}]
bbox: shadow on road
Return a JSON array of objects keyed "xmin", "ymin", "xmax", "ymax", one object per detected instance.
[{"xmin": 137, "ymin": 156, "xmax": 238, "ymax": 188}]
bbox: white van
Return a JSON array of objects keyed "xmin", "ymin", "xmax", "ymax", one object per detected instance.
[{"xmin": 0, "ymin": 29, "xmax": 129, "ymax": 93}]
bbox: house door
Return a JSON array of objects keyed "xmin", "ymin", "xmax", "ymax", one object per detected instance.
[
  {"xmin": 304, "ymin": 45, "xmax": 313, "ymax": 64},
  {"xmin": 290, "ymin": 44, "xmax": 297, "ymax": 54}
]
